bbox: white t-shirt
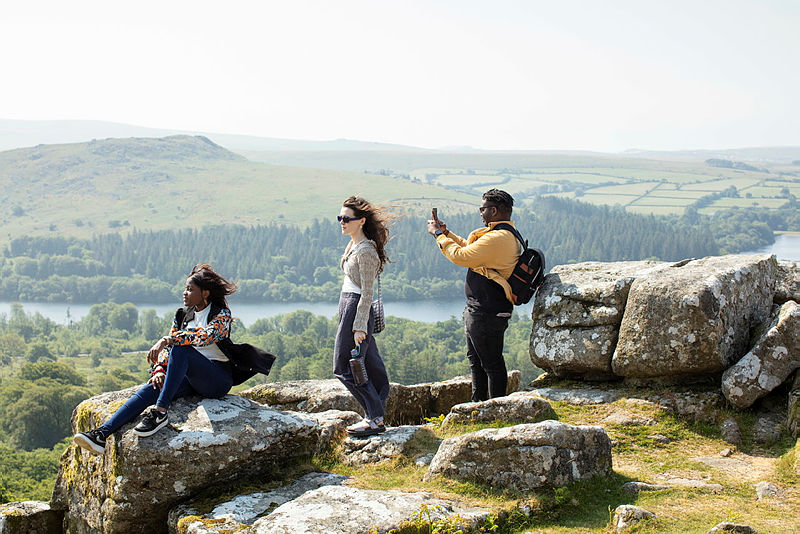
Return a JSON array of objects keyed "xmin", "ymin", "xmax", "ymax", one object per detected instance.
[
  {"xmin": 341, "ymin": 274, "xmax": 361, "ymax": 294},
  {"xmin": 186, "ymin": 306, "xmax": 229, "ymax": 362}
]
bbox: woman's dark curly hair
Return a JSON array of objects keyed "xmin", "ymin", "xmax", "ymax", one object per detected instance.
[
  {"xmin": 188, "ymin": 263, "xmax": 237, "ymax": 308},
  {"xmin": 342, "ymin": 196, "xmax": 393, "ymax": 272}
]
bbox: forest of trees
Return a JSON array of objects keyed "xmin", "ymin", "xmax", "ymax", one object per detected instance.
[{"xmin": 0, "ymin": 196, "xmax": 747, "ymax": 304}]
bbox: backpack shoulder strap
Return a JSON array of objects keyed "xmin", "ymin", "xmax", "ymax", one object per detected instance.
[{"xmin": 492, "ymin": 222, "xmax": 526, "ymax": 247}]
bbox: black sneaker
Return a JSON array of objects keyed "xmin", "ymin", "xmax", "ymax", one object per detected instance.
[
  {"xmin": 74, "ymin": 429, "xmax": 106, "ymax": 455},
  {"xmin": 133, "ymin": 408, "xmax": 169, "ymax": 437}
]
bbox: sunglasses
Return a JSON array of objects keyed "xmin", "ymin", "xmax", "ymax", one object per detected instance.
[{"xmin": 337, "ymin": 215, "xmax": 361, "ymax": 223}]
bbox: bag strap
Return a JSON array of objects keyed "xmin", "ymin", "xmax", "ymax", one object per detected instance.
[
  {"xmin": 374, "ymin": 274, "xmax": 382, "ymax": 303},
  {"xmin": 492, "ymin": 222, "xmax": 527, "ymax": 248}
]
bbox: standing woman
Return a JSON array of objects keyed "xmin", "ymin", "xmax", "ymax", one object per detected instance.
[
  {"xmin": 74, "ymin": 263, "xmax": 274, "ymax": 455},
  {"xmin": 335, "ymin": 196, "xmax": 391, "ymax": 437}
]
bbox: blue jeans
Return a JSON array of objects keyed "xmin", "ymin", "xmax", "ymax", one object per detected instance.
[
  {"xmin": 98, "ymin": 345, "xmax": 233, "ymax": 436},
  {"xmin": 333, "ymin": 292, "xmax": 390, "ymax": 421}
]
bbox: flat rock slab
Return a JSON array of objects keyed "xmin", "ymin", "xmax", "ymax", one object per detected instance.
[
  {"xmin": 425, "ymin": 420, "xmax": 612, "ymax": 490},
  {"xmin": 622, "ymin": 481, "xmax": 669, "ymax": 494},
  {"xmin": 528, "ymin": 386, "xmax": 624, "ymax": 405},
  {"xmin": 691, "ymin": 456, "xmax": 774, "ymax": 482},
  {"xmin": 722, "ymin": 300, "xmax": 800, "ymax": 409},
  {"xmin": 613, "ymin": 254, "xmax": 776, "ymax": 378},
  {"xmin": 241, "ymin": 372, "xmax": 521, "ymax": 425},
  {"xmin": 52, "ymin": 390, "xmax": 323, "ymax": 534},
  {"xmin": 529, "ymin": 385, "xmax": 725, "ymax": 423},
  {"xmin": 707, "ymin": 522, "xmax": 760, "ymax": 534},
  {"xmin": 250, "ymin": 485, "xmax": 490, "ymax": 534},
  {"xmin": 0, "ymin": 501, "xmax": 62, "ymax": 534},
  {"xmin": 601, "ymin": 411, "xmax": 656, "ymax": 426},
  {"xmin": 442, "ymin": 392, "xmax": 555, "ymax": 425},
  {"xmin": 169, "ymin": 472, "xmax": 348, "ymax": 533},
  {"xmin": 664, "ymin": 478, "xmax": 723, "ymax": 492},
  {"xmin": 342, "ymin": 425, "xmax": 439, "ymax": 466}
]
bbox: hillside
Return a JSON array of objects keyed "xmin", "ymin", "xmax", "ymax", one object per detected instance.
[
  {"xmin": 240, "ymin": 149, "xmax": 800, "ymax": 216},
  {"xmin": 0, "ymin": 136, "xmax": 475, "ymax": 238}
]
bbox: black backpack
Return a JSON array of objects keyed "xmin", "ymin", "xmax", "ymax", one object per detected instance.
[{"xmin": 492, "ymin": 223, "xmax": 546, "ymax": 305}]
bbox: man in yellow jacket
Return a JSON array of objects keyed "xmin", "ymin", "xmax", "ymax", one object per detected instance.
[{"xmin": 427, "ymin": 189, "xmax": 521, "ymax": 401}]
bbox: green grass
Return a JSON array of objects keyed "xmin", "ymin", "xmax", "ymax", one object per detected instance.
[{"xmin": 304, "ymin": 395, "xmax": 800, "ymax": 533}]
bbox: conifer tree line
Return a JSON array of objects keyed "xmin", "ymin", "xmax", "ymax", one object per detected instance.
[{"xmin": 1, "ymin": 196, "xmax": 790, "ymax": 303}]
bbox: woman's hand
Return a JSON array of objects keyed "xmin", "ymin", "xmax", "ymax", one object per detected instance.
[
  {"xmin": 149, "ymin": 372, "xmax": 165, "ymax": 390},
  {"xmin": 353, "ymin": 330, "xmax": 367, "ymax": 346},
  {"xmin": 147, "ymin": 337, "xmax": 168, "ymax": 365}
]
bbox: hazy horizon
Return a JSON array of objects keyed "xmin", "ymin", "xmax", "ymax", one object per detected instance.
[{"xmin": 2, "ymin": 1, "xmax": 798, "ymax": 152}]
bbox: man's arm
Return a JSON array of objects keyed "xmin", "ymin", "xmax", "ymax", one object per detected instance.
[{"xmin": 438, "ymin": 230, "xmax": 517, "ymax": 269}]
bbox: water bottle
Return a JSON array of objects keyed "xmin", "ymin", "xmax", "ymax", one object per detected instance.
[{"xmin": 348, "ymin": 345, "xmax": 369, "ymax": 386}]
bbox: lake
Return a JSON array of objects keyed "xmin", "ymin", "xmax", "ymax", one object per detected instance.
[
  {"xmin": 4, "ymin": 234, "xmax": 796, "ymax": 326},
  {"xmin": 0, "ymin": 298, "xmax": 536, "ymax": 326},
  {"xmin": 744, "ymin": 233, "xmax": 800, "ymax": 261}
]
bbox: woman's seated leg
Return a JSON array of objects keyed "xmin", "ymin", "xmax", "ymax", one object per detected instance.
[{"xmin": 156, "ymin": 345, "xmax": 233, "ymax": 411}]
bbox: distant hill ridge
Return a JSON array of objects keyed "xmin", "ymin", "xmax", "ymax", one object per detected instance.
[
  {"xmin": 0, "ymin": 119, "xmax": 429, "ymax": 153},
  {"xmin": 3, "ymin": 119, "xmax": 800, "ymax": 163},
  {"xmin": 0, "ymin": 135, "xmax": 474, "ymax": 238}
]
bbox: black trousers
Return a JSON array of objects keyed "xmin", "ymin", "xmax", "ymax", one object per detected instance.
[{"xmin": 463, "ymin": 307, "xmax": 510, "ymax": 402}]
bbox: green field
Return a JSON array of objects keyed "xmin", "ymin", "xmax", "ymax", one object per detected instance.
[
  {"xmin": 0, "ymin": 136, "xmax": 478, "ymax": 238},
  {"xmin": 3, "ymin": 138, "xmax": 798, "ymax": 238}
]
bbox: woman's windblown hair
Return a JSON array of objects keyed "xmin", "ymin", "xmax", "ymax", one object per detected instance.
[
  {"xmin": 342, "ymin": 196, "xmax": 393, "ymax": 272},
  {"xmin": 188, "ymin": 263, "xmax": 237, "ymax": 308}
]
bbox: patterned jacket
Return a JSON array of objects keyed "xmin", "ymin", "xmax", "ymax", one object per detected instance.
[{"xmin": 151, "ymin": 305, "xmax": 275, "ymax": 385}]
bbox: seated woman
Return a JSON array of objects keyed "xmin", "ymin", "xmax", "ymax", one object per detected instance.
[{"xmin": 74, "ymin": 263, "xmax": 275, "ymax": 455}]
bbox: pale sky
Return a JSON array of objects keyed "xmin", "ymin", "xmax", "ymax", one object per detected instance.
[{"xmin": 2, "ymin": 0, "xmax": 798, "ymax": 151}]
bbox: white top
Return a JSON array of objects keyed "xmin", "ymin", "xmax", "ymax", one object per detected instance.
[
  {"xmin": 187, "ymin": 305, "xmax": 229, "ymax": 362},
  {"xmin": 341, "ymin": 273, "xmax": 361, "ymax": 294}
]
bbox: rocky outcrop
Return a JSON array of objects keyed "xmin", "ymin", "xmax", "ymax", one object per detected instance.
[
  {"xmin": 774, "ymin": 260, "xmax": 800, "ymax": 304},
  {"xmin": 707, "ymin": 523, "xmax": 759, "ymax": 534},
  {"xmin": 613, "ymin": 255, "xmax": 776, "ymax": 378},
  {"xmin": 241, "ymin": 372, "xmax": 521, "ymax": 425},
  {"xmin": 424, "ymin": 420, "xmax": 612, "ymax": 490},
  {"xmin": 249, "ymin": 485, "xmax": 490, "ymax": 534},
  {"xmin": 530, "ymin": 261, "xmax": 668, "ymax": 380},
  {"xmin": 168, "ymin": 472, "xmax": 348, "ymax": 533},
  {"xmin": 169, "ymin": 474, "xmax": 492, "ymax": 534},
  {"xmin": 52, "ymin": 390, "xmax": 327, "ymax": 534},
  {"xmin": 789, "ymin": 372, "xmax": 800, "ymax": 437},
  {"xmin": 530, "ymin": 255, "xmax": 779, "ymax": 382},
  {"xmin": 531, "ymin": 384, "xmax": 726, "ymax": 423},
  {"xmin": 341, "ymin": 426, "xmax": 438, "ymax": 466},
  {"xmin": 722, "ymin": 300, "xmax": 800, "ymax": 408},
  {"xmin": 442, "ymin": 392, "xmax": 555, "ymax": 425},
  {"xmin": 0, "ymin": 501, "xmax": 62, "ymax": 534},
  {"xmin": 612, "ymin": 505, "xmax": 655, "ymax": 532}
]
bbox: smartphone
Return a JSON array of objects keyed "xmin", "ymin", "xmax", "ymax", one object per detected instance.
[{"xmin": 432, "ymin": 207, "xmax": 438, "ymax": 221}]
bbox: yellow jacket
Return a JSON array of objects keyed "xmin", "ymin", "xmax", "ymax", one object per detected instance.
[{"xmin": 435, "ymin": 220, "xmax": 521, "ymax": 304}]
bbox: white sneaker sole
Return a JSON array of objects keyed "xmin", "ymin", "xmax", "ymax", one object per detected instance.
[
  {"xmin": 74, "ymin": 433, "xmax": 105, "ymax": 455},
  {"xmin": 133, "ymin": 417, "xmax": 168, "ymax": 437}
]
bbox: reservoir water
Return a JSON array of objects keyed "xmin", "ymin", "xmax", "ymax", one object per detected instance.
[
  {"xmin": 4, "ymin": 234, "xmax": 796, "ymax": 326},
  {"xmin": 0, "ymin": 298, "xmax": 535, "ymax": 326},
  {"xmin": 743, "ymin": 233, "xmax": 800, "ymax": 261}
]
